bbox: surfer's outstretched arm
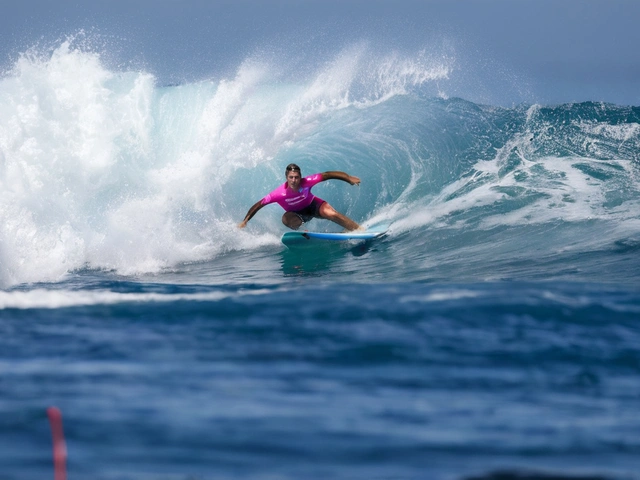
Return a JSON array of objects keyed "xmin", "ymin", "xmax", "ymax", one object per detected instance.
[
  {"xmin": 321, "ymin": 171, "xmax": 361, "ymax": 186},
  {"xmin": 238, "ymin": 201, "xmax": 264, "ymax": 228}
]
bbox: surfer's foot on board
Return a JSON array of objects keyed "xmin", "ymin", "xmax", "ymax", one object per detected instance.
[{"xmin": 341, "ymin": 226, "xmax": 366, "ymax": 232}]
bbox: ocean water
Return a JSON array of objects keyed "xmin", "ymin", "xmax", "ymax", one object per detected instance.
[{"xmin": 1, "ymin": 36, "xmax": 640, "ymax": 480}]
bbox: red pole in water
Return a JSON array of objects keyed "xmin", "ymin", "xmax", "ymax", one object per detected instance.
[{"xmin": 47, "ymin": 407, "xmax": 67, "ymax": 480}]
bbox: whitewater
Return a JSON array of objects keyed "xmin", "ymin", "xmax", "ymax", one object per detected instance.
[{"xmin": 2, "ymin": 35, "xmax": 640, "ymax": 480}]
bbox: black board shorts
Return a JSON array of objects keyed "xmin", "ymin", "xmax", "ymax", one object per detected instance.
[{"xmin": 292, "ymin": 198, "xmax": 325, "ymax": 223}]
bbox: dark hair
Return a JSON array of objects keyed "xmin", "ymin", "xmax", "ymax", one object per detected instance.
[{"xmin": 285, "ymin": 163, "xmax": 301, "ymax": 174}]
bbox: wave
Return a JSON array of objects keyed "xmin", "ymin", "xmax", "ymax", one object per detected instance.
[{"xmin": 1, "ymin": 37, "xmax": 639, "ymax": 287}]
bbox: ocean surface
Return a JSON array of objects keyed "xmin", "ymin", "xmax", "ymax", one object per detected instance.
[{"xmin": 1, "ymin": 36, "xmax": 640, "ymax": 480}]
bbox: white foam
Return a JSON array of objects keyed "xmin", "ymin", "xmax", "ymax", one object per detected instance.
[
  {"xmin": 400, "ymin": 289, "xmax": 480, "ymax": 303},
  {"xmin": 394, "ymin": 147, "xmax": 640, "ymax": 236},
  {"xmin": 0, "ymin": 287, "xmax": 274, "ymax": 310}
]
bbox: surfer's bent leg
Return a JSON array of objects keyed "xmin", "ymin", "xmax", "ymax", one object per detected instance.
[
  {"xmin": 318, "ymin": 202, "xmax": 361, "ymax": 231},
  {"xmin": 282, "ymin": 212, "xmax": 304, "ymax": 230},
  {"xmin": 283, "ymin": 201, "xmax": 321, "ymax": 230}
]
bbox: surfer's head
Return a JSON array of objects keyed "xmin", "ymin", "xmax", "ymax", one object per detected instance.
[
  {"xmin": 285, "ymin": 163, "xmax": 301, "ymax": 175},
  {"xmin": 285, "ymin": 164, "xmax": 301, "ymax": 190}
]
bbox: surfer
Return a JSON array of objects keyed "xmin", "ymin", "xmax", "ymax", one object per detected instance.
[{"xmin": 238, "ymin": 163, "xmax": 362, "ymax": 231}]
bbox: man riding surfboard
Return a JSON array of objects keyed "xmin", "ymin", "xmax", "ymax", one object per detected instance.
[{"xmin": 238, "ymin": 163, "xmax": 362, "ymax": 231}]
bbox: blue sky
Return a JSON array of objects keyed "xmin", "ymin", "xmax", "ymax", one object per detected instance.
[{"xmin": 2, "ymin": 0, "xmax": 639, "ymax": 106}]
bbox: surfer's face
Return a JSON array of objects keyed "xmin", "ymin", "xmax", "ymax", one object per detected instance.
[{"xmin": 286, "ymin": 171, "xmax": 301, "ymax": 190}]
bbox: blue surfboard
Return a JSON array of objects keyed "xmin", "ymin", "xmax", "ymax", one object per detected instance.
[{"xmin": 281, "ymin": 224, "xmax": 388, "ymax": 247}]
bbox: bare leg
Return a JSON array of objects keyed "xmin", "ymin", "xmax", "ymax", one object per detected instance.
[
  {"xmin": 319, "ymin": 202, "xmax": 362, "ymax": 231},
  {"xmin": 282, "ymin": 212, "xmax": 304, "ymax": 230}
]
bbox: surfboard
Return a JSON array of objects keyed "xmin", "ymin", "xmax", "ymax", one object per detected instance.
[{"xmin": 281, "ymin": 224, "xmax": 389, "ymax": 247}]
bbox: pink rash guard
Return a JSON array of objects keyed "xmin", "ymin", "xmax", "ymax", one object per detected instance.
[{"xmin": 260, "ymin": 173, "xmax": 326, "ymax": 212}]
